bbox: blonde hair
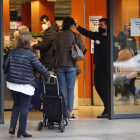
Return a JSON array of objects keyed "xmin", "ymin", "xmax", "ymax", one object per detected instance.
[
  {"xmin": 18, "ymin": 26, "xmax": 29, "ymax": 34},
  {"xmin": 13, "ymin": 30, "xmax": 19, "ymax": 39}
]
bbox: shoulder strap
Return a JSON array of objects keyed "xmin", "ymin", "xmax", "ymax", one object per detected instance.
[
  {"xmin": 73, "ymin": 32, "xmax": 77, "ymax": 44},
  {"xmin": 72, "ymin": 33, "xmax": 75, "ymax": 45}
]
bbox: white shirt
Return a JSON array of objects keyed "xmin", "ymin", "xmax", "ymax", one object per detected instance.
[{"xmin": 7, "ymin": 81, "xmax": 35, "ymax": 96}]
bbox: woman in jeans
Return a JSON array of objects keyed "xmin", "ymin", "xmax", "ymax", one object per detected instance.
[
  {"xmin": 52, "ymin": 17, "xmax": 87, "ymax": 120},
  {"xmin": 3, "ymin": 32, "xmax": 50, "ymax": 137}
]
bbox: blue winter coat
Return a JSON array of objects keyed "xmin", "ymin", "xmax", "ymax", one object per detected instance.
[{"xmin": 3, "ymin": 48, "xmax": 50, "ymax": 87}]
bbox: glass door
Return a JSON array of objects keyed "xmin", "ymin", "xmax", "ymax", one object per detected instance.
[
  {"xmin": 0, "ymin": 0, "xmax": 4, "ymax": 124},
  {"xmin": 108, "ymin": 0, "xmax": 140, "ymax": 119}
]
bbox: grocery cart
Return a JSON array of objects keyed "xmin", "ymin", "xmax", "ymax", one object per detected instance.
[{"xmin": 38, "ymin": 75, "xmax": 68, "ymax": 132}]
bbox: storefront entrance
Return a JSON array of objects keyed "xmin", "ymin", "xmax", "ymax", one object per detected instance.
[{"xmin": 1, "ymin": 0, "xmax": 140, "ymax": 123}]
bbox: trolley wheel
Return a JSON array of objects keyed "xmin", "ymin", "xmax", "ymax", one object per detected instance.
[
  {"xmin": 59, "ymin": 125, "xmax": 61, "ymax": 130},
  {"xmin": 60, "ymin": 123, "xmax": 65, "ymax": 132},
  {"xmin": 38, "ymin": 121, "xmax": 43, "ymax": 131},
  {"xmin": 43, "ymin": 120, "xmax": 46, "ymax": 126}
]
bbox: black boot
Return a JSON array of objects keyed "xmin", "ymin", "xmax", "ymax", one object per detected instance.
[
  {"xmin": 97, "ymin": 111, "xmax": 108, "ymax": 118},
  {"xmin": 9, "ymin": 127, "xmax": 15, "ymax": 135},
  {"xmin": 17, "ymin": 132, "xmax": 32, "ymax": 138}
]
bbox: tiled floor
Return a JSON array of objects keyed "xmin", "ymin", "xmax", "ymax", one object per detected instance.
[
  {"xmin": 114, "ymin": 96, "xmax": 140, "ymax": 114},
  {"xmin": 1, "ymin": 117, "xmax": 140, "ymax": 140},
  {"xmin": 2, "ymin": 105, "xmax": 140, "ymax": 140},
  {"xmin": 4, "ymin": 106, "xmax": 104, "ymax": 122},
  {"xmin": 4, "ymin": 97, "xmax": 140, "ymax": 123}
]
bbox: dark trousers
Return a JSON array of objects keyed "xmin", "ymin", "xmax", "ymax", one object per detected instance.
[
  {"xmin": 10, "ymin": 90, "xmax": 32, "ymax": 134},
  {"xmin": 94, "ymin": 66, "xmax": 108, "ymax": 113},
  {"xmin": 123, "ymin": 78, "xmax": 136, "ymax": 100}
]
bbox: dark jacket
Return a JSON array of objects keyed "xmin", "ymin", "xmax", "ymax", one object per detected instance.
[
  {"xmin": 3, "ymin": 48, "xmax": 50, "ymax": 88},
  {"xmin": 33, "ymin": 23, "xmax": 59, "ymax": 64},
  {"xmin": 52, "ymin": 30, "xmax": 87, "ymax": 67},
  {"xmin": 117, "ymin": 32, "xmax": 137, "ymax": 56},
  {"xmin": 77, "ymin": 26, "xmax": 119, "ymax": 68}
]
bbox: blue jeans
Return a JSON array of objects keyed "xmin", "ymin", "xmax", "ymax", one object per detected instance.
[
  {"xmin": 55, "ymin": 66, "xmax": 77, "ymax": 110},
  {"xmin": 10, "ymin": 90, "xmax": 32, "ymax": 134}
]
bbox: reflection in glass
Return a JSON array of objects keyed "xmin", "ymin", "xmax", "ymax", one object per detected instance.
[{"xmin": 113, "ymin": 0, "xmax": 140, "ymax": 115}]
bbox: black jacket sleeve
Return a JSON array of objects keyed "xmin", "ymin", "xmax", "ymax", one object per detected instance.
[
  {"xmin": 33, "ymin": 40, "xmax": 53, "ymax": 51},
  {"xmin": 77, "ymin": 26, "xmax": 97, "ymax": 40},
  {"xmin": 30, "ymin": 53, "xmax": 50, "ymax": 78},
  {"xmin": 33, "ymin": 30, "xmax": 56, "ymax": 51}
]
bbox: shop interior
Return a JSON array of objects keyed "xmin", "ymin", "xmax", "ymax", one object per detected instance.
[
  {"xmin": 4, "ymin": 0, "xmax": 104, "ymax": 122},
  {"xmin": 3, "ymin": 0, "xmax": 140, "ymax": 122}
]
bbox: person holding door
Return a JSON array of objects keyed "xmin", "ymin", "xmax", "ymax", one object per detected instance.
[{"xmin": 75, "ymin": 18, "xmax": 119, "ymax": 118}]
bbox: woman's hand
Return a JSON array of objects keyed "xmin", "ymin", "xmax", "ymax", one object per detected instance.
[{"xmin": 47, "ymin": 74, "xmax": 54, "ymax": 79}]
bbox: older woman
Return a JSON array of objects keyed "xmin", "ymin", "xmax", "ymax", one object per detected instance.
[
  {"xmin": 3, "ymin": 32, "xmax": 50, "ymax": 138},
  {"xmin": 52, "ymin": 17, "xmax": 87, "ymax": 120}
]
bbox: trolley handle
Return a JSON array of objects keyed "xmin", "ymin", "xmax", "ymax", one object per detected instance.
[
  {"xmin": 42, "ymin": 74, "xmax": 60, "ymax": 96},
  {"xmin": 49, "ymin": 75, "xmax": 60, "ymax": 96}
]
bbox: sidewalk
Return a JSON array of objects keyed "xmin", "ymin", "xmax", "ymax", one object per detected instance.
[{"xmin": 1, "ymin": 118, "xmax": 140, "ymax": 140}]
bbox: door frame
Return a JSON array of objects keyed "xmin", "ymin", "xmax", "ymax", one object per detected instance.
[{"xmin": 0, "ymin": 0, "xmax": 4, "ymax": 124}]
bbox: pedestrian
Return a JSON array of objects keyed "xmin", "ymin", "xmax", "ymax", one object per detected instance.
[
  {"xmin": 75, "ymin": 18, "xmax": 119, "ymax": 118},
  {"xmin": 52, "ymin": 17, "xmax": 87, "ymax": 120},
  {"xmin": 32, "ymin": 15, "xmax": 59, "ymax": 70},
  {"xmin": 3, "ymin": 32, "xmax": 50, "ymax": 138},
  {"xmin": 12, "ymin": 25, "xmax": 29, "ymax": 49},
  {"xmin": 117, "ymin": 24, "xmax": 137, "ymax": 56}
]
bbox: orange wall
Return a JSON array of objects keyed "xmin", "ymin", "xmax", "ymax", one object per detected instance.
[
  {"xmin": 21, "ymin": 3, "xmax": 31, "ymax": 28},
  {"xmin": 31, "ymin": 0, "xmax": 54, "ymax": 32},
  {"xmin": 3, "ymin": 0, "xmax": 10, "ymax": 33},
  {"xmin": 122, "ymin": 0, "xmax": 139, "ymax": 25},
  {"xmin": 122, "ymin": 0, "xmax": 139, "ymax": 48},
  {"xmin": 113, "ymin": 0, "xmax": 139, "ymax": 47},
  {"xmin": 39, "ymin": 0, "xmax": 54, "ymax": 31},
  {"xmin": 71, "ymin": 0, "xmax": 84, "ymax": 98},
  {"xmin": 31, "ymin": 1, "xmax": 40, "ymax": 32},
  {"xmin": 85, "ymin": 0, "xmax": 107, "ymax": 98},
  {"xmin": 71, "ymin": 0, "xmax": 106, "ymax": 99},
  {"xmin": 113, "ymin": 0, "xmax": 122, "ymax": 37}
]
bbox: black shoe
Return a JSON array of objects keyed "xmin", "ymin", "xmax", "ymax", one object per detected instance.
[
  {"xmin": 17, "ymin": 132, "xmax": 32, "ymax": 138},
  {"xmin": 97, "ymin": 112, "xmax": 108, "ymax": 118},
  {"xmin": 9, "ymin": 127, "xmax": 15, "ymax": 135},
  {"xmin": 69, "ymin": 114, "xmax": 76, "ymax": 120}
]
